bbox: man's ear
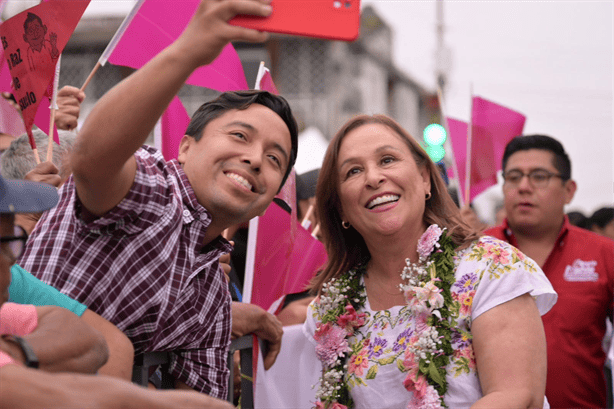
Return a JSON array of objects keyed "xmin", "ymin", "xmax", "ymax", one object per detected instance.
[
  {"xmin": 564, "ymin": 179, "xmax": 577, "ymax": 205},
  {"xmin": 177, "ymin": 135, "xmax": 193, "ymax": 164}
]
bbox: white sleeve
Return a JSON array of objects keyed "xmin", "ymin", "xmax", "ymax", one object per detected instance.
[{"xmin": 466, "ymin": 237, "xmax": 558, "ymax": 321}]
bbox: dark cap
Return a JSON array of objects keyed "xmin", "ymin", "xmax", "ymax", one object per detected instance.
[
  {"xmin": 0, "ymin": 174, "xmax": 58, "ymax": 214},
  {"xmin": 296, "ymin": 168, "xmax": 320, "ymax": 201}
]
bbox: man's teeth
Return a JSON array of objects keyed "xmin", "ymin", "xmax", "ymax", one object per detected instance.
[
  {"xmin": 367, "ymin": 194, "xmax": 399, "ymax": 209},
  {"xmin": 227, "ymin": 173, "xmax": 253, "ymax": 191}
]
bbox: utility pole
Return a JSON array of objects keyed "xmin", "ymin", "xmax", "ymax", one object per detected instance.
[{"xmin": 435, "ymin": 0, "xmax": 449, "ymax": 96}]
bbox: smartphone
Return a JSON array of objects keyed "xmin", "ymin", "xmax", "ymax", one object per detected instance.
[{"xmin": 229, "ymin": 0, "xmax": 361, "ymax": 42}]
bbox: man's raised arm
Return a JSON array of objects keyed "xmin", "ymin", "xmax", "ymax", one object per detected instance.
[{"xmin": 71, "ymin": 0, "xmax": 272, "ymax": 216}]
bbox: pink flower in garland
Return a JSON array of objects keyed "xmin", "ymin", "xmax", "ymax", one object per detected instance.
[
  {"xmin": 417, "ymin": 225, "xmax": 443, "ymax": 260},
  {"xmin": 407, "ymin": 384, "xmax": 443, "ymax": 409},
  {"xmin": 331, "ymin": 403, "xmax": 348, "ymax": 409},
  {"xmin": 314, "ymin": 323, "xmax": 350, "ymax": 368},
  {"xmin": 403, "ymin": 373, "xmax": 429, "ymax": 398},
  {"xmin": 336, "ymin": 304, "xmax": 366, "ymax": 334}
]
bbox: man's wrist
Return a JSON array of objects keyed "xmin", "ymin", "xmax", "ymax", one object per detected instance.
[
  {"xmin": 0, "ymin": 336, "xmax": 26, "ymax": 365},
  {"xmin": 0, "ymin": 335, "xmax": 39, "ymax": 368}
]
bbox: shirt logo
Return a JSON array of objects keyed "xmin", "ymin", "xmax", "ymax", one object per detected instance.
[{"xmin": 563, "ymin": 259, "xmax": 599, "ymax": 282}]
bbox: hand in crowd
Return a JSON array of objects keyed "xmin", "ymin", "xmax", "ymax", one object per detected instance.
[
  {"xmin": 16, "ymin": 162, "xmax": 63, "ymax": 234},
  {"xmin": 231, "ymin": 302, "xmax": 283, "ymax": 370},
  {"xmin": 172, "ymin": 0, "xmax": 272, "ymax": 69},
  {"xmin": 55, "ymin": 85, "xmax": 85, "ymax": 131},
  {"xmin": 24, "ymin": 161, "xmax": 62, "ymax": 188},
  {"xmin": 219, "ymin": 241, "xmax": 234, "ymax": 283}
]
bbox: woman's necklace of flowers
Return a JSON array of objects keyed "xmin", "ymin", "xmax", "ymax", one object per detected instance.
[{"xmin": 313, "ymin": 225, "xmax": 458, "ymax": 409}]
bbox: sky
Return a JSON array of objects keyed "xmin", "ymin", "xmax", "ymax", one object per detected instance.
[{"xmin": 366, "ymin": 0, "xmax": 613, "ymax": 219}]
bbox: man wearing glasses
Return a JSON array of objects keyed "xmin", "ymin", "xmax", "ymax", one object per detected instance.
[
  {"xmin": 0, "ymin": 174, "xmax": 235, "ymax": 408},
  {"xmin": 485, "ymin": 134, "xmax": 614, "ymax": 409},
  {"xmin": 0, "ymin": 174, "xmax": 108, "ymax": 373}
]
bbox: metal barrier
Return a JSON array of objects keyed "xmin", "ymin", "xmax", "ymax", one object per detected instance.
[{"xmin": 131, "ymin": 336, "xmax": 254, "ymax": 408}]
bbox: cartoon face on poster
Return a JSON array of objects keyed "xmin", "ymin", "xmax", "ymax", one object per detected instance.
[{"xmin": 0, "ymin": 1, "xmax": 89, "ymax": 133}]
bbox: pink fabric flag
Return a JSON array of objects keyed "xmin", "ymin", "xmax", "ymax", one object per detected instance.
[
  {"xmin": 249, "ymin": 201, "xmax": 295, "ymax": 310},
  {"xmin": 0, "ymin": 0, "xmax": 89, "ymax": 148},
  {"xmin": 446, "ymin": 117, "xmax": 468, "ymax": 192},
  {"xmin": 248, "ymin": 209, "xmax": 327, "ymax": 311},
  {"xmin": 247, "ymin": 170, "xmax": 327, "ymax": 311},
  {"xmin": 160, "ymin": 95, "xmax": 190, "ymax": 161},
  {"xmin": 107, "ymin": 0, "xmax": 248, "ymax": 92},
  {"xmin": 258, "ymin": 69, "xmax": 279, "ymax": 95},
  {"xmin": 448, "ymin": 97, "xmax": 526, "ymax": 202},
  {"xmin": 0, "ymin": 59, "xmax": 59, "ymax": 143}
]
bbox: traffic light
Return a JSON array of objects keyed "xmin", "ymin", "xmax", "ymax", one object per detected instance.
[{"xmin": 423, "ymin": 123, "xmax": 446, "ymax": 162}]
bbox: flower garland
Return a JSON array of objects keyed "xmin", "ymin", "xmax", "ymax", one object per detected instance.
[{"xmin": 313, "ymin": 225, "xmax": 458, "ymax": 409}]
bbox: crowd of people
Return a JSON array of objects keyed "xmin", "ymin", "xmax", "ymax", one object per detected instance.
[{"xmin": 1, "ymin": 0, "xmax": 613, "ymax": 408}]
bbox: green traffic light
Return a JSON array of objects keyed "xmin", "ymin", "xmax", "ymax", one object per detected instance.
[
  {"xmin": 423, "ymin": 124, "xmax": 447, "ymax": 146},
  {"xmin": 425, "ymin": 145, "xmax": 446, "ymax": 162}
]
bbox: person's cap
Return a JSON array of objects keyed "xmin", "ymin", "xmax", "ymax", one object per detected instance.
[
  {"xmin": 0, "ymin": 174, "xmax": 58, "ymax": 214},
  {"xmin": 296, "ymin": 168, "xmax": 320, "ymax": 201}
]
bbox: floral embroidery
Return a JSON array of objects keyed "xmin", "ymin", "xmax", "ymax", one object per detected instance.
[{"xmin": 310, "ymin": 235, "xmax": 544, "ymax": 409}]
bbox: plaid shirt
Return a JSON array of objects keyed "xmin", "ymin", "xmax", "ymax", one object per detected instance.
[{"xmin": 19, "ymin": 146, "xmax": 233, "ymax": 398}]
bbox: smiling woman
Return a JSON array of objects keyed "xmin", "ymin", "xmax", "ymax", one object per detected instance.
[{"xmin": 303, "ymin": 114, "xmax": 557, "ymax": 409}]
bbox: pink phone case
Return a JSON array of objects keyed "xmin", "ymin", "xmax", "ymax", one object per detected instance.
[{"xmin": 229, "ymin": 0, "xmax": 361, "ymax": 42}]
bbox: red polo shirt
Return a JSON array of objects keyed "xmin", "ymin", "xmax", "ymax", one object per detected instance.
[{"xmin": 485, "ymin": 217, "xmax": 614, "ymax": 408}]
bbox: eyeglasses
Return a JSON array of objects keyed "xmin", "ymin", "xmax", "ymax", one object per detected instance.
[
  {"xmin": 0, "ymin": 225, "xmax": 28, "ymax": 265},
  {"xmin": 503, "ymin": 169, "xmax": 563, "ymax": 189}
]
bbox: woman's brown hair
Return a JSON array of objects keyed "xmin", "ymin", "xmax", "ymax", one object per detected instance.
[{"xmin": 310, "ymin": 114, "xmax": 479, "ymax": 294}]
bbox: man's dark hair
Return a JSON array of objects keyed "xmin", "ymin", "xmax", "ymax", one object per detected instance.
[
  {"xmin": 185, "ymin": 90, "xmax": 298, "ymax": 191},
  {"xmin": 502, "ymin": 134, "xmax": 571, "ymax": 181},
  {"xmin": 23, "ymin": 12, "xmax": 44, "ymax": 32},
  {"xmin": 590, "ymin": 207, "xmax": 614, "ymax": 229}
]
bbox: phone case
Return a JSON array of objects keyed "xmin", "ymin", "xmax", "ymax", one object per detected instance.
[{"xmin": 229, "ymin": 0, "xmax": 361, "ymax": 42}]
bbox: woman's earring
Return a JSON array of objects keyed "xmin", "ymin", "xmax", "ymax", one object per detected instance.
[
  {"xmin": 342, "ymin": 220, "xmax": 351, "ymax": 229},
  {"xmin": 425, "ymin": 192, "xmax": 432, "ymax": 200}
]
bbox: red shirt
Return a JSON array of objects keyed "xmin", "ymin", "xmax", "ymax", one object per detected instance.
[{"xmin": 485, "ymin": 217, "xmax": 614, "ymax": 408}]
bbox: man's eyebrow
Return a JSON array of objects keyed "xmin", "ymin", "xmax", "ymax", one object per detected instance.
[
  {"xmin": 224, "ymin": 121, "xmax": 255, "ymax": 132},
  {"xmin": 224, "ymin": 121, "xmax": 289, "ymax": 166}
]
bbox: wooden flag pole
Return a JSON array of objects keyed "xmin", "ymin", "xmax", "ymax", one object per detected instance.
[
  {"xmin": 81, "ymin": 0, "xmax": 146, "ymax": 92},
  {"xmin": 301, "ymin": 203, "xmax": 315, "ymax": 229},
  {"xmin": 47, "ymin": 56, "xmax": 61, "ymax": 162},
  {"xmin": 80, "ymin": 62, "xmax": 99, "ymax": 92}
]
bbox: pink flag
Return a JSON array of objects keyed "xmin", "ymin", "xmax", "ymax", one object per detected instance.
[
  {"xmin": 1, "ymin": 59, "xmax": 59, "ymax": 143},
  {"xmin": 160, "ymin": 96, "xmax": 190, "ymax": 161},
  {"xmin": 258, "ymin": 69, "xmax": 279, "ymax": 95},
  {"xmin": 248, "ymin": 201, "xmax": 295, "ymax": 310},
  {"xmin": 107, "ymin": 0, "xmax": 248, "ymax": 92},
  {"xmin": 0, "ymin": 0, "xmax": 89, "ymax": 148},
  {"xmin": 448, "ymin": 97, "xmax": 526, "ymax": 202},
  {"xmin": 245, "ymin": 170, "xmax": 326, "ymax": 311}
]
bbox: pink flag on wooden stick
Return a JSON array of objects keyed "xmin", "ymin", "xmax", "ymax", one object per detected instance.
[
  {"xmin": 254, "ymin": 61, "xmax": 279, "ymax": 95},
  {"xmin": 0, "ymin": 0, "xmax": 89, "ymax": 153},
  {"xmin": 447, "ymin": 96, "xmax": 526, "ymax": 203},
  {"xmin": 243, "ymin": 168, "xmax": 326, "ymax": 311},
  {"xmin": 1, "ymin": 59, "xmax": 59, "ymax": 143},
  {"xmin": 107, "ymin": 0, "xmax": 248, "ymax": 92}
]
